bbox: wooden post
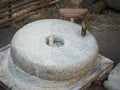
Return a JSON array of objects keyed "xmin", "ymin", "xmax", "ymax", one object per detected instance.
[{"xmin": 70, "ymin": 18, "xmax": 74, "ymax": 22}]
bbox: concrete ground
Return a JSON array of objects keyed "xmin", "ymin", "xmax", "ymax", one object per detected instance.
[{"xmin": 0, "ymin": 9, "xmax": 120, "ymax": 90}]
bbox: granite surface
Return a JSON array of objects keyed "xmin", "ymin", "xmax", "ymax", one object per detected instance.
[{"xmin": 11, "ymin": 19, "xmax": 98, "ymax": 81}]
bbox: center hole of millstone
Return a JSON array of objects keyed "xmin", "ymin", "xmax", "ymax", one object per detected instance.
[{"xmin": 46, "ymin": 35, "xmax": 64, "ymax": 47}]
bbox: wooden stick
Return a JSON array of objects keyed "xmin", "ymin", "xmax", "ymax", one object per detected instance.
[
  {"xmin": 0, "ymin": 0, "xmax": 38, "ymax": 13},
  {"xmin": 0, "ymin": 9, "xmax": 41, "ymax": 28},
  {"xmin": 0, "ymin": 1, "xmax": 59, "ymax": 28},
  {"xmin": 0, "ymin": 0, "xmax": 45, "ymax": 19},
  {"xmin": 70, "ymin": 18, "xmax": 74, "ymax": 22},
  {"xmin": 0, "ymin": 0, "xmax": 22, "ymax": 8},
  {"xmin": 91, "ymin": 0, "xmax": 106, "ymax": 13},
  {"xmin": 49, "ymin": 0, "xmax": 60, "ymax": 5}
]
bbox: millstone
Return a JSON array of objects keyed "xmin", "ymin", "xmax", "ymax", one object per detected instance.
[
  {"xmin": 11, "ymin": 19, "xmax": 98, "ymax": 81},
  {"xmin": 2, "ymin": 19, "xmax": 103, "ymax": 90}
]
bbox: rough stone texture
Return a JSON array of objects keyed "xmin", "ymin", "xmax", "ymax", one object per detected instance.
[
  {"xmin": 104, "ymin": 63, "xmax": 120, "ymax": 90},
  {"xmin": 11, "ymin": 19, "xmax": 98, "ymax": 81},
  {"xmin": 2, "ymin": 51, "xmax": 112, "ymax": 90}
]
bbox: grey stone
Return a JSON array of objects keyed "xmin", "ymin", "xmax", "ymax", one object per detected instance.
[
  {"xmin": 10, "ymin": 19, "xmax": 98, "ymax": 81},
  {"xmin": 104, "ymin": 63, "xmax": 120, "ymax": 90},
  {"xmin": 1, "ymin": 19, "xmax": 114, "ymax": 90},
  {"xmin": 2, "ymin": 52, "xmax": 113, "ymax": 90}
]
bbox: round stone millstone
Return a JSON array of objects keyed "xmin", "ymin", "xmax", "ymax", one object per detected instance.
[{"xmin": 11, "ymin": 19, "xmax": 98, "ymax": 81}]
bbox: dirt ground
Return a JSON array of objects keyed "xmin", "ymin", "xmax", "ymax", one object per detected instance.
[
  {"xmin": 0, "ymin": 1, "xmax": 120, "ymax": 90},
  {"xmin": 89, "ymin": 12, "xmax": 120, "ymax": 67}
]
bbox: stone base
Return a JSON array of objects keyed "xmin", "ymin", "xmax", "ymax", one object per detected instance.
[{"xmin": 0, "ymin": 48, "xmax": 113, "ymax": 90}]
